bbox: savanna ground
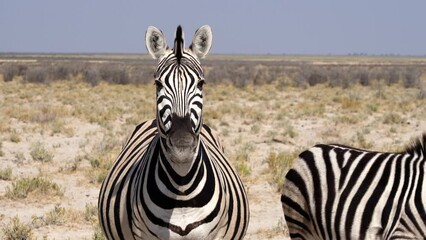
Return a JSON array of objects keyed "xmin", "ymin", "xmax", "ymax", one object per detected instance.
[{"xmin": 0, "ymin": 54, "xmax": 426, "ymax": 239}]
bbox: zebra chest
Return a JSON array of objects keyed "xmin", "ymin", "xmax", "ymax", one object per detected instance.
[
  {"xmin": 140, "ymin": 201, "xmax": 225, "ymax": 240},
  {"xmin": 136, "ymin": 160, "xmax": 227, "ymax": 240}
]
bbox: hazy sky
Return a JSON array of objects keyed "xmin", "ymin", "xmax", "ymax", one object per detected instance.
[{"xmin": 1, "ymin": 1, "xmax": 425, "ymax": 55}]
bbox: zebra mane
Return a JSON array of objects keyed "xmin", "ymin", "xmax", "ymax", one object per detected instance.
[
  {"xmin": 404, "ymin": 133, "xmax": 426, "ymax": 156},
  {"xmin": 174, "ymin": 25, "xmax": 184, "ymax": 64}
]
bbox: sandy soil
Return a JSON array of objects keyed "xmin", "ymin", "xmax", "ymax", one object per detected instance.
[{"xmin": 1, "ymin": 80, "xmax": 425, "ymax": 240}]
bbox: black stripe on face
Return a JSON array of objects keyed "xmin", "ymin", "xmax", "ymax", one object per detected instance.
[{"xmin": 155, "ymin": 51, "xmax": 205, "ymax": 136}]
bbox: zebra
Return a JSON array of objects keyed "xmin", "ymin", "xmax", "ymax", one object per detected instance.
[
  {"xmin": 98, "ymin": 25, "xmax": 249, "ymax": 240},
  {"xmin": 282, "ymin": 133, "xmax": 426, "ymax": 239}
]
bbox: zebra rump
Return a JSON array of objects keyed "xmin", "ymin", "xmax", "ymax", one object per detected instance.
[{"xmin": 282, "ymin": 133, "xmax": 426, "ymax": 239}]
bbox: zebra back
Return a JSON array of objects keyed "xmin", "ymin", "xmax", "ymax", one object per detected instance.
[{"xmin": 282, "ymin": 134, "xmax": 426, "ymax": 239}]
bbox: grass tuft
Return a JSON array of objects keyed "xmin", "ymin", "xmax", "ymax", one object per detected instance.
[
  {"xmin": 1, "ymin": 216, "xmax": 34, "ymax": 240},
  {"xmin": 44, "ymin": 205, "xmax": 66, "ymax": 225},
  {"xmin": 233, "ymin": 152, "xmax": 252, "ymax": 178},
  {"xmin": 92, "ymin": 223, "xmax": 106, "ymax": 240},
  {"xmin": 5, "ymin": 177, "xmax": 63, "ymax": 199},
  {"xmin": 85, "ymin": 203, "xmax": 98, "ymax": 223},
  {"xmin": 267, "ymin": 151, "xmax": 299, "ymax": 191},
  {"xmin": 30, "ymin": 142, "xmax": 54, "ymax": 162},
  {"xmin": 0, "ymin": 167, "xmax": 12, "ymax": 180}
]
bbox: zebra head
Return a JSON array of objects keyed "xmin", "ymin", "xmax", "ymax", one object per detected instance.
[{"xmin": 145, "ymin": 25, "xmax": 212, "ymax": 163}]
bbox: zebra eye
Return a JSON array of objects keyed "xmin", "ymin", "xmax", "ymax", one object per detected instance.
[
  {"xmin": 197, "ymin": 79, "xmax": 205, "ymax": 91},
  {"xmin": 155, "ymin": 80, "xmax": 163, "ymax": 92}
]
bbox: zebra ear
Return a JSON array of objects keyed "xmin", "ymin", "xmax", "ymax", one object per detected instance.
[
  {"xmin": 145, "ymin": 26, "xmax": 168, "ymax": 59},
  {"xmin": 190, "ymin": 25, "xmax": 212, "ymax": 59}
]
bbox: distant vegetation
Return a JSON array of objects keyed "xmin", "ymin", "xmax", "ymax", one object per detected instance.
[{"xmin": 1, "ymin": 54, "xmax": 425, "ymax": 92}]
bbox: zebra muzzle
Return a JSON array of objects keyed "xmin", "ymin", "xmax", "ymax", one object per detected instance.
[{"xmin": 168, "ymin": 114, "xmax": 197, "ymax": 149}]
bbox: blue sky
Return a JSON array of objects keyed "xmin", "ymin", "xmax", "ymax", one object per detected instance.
[{"xmin": 1, "ymin": 1, "xmax": 425, "ymax": 55}]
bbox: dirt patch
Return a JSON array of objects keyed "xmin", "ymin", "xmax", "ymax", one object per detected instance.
[{"xmin": 1, "ymin": 79, "xmax": 425, "ymax": 239}]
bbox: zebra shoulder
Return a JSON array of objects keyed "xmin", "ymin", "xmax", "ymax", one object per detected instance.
[{"xmin": 122, "ymin": 119, "xmax": 158, "ymax": 148}]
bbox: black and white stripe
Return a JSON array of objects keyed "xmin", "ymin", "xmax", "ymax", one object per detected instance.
[
  {"xmin": 98, "ymin": 25, "xmax": 249, "ymax": 240},
  {"xmin": 282, "ymin": 134, "xmax": 426, "ymax": 239}
]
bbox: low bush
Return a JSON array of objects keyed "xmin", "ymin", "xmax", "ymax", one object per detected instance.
[
  {"xmin": 24, "ymin": 67, "xmax": 48, "ymax": 83},
  {"xmin": 1, "ymin": 216, "xmax": 34, "ymax": 240},
  {"xmin": 1, "ymin": 57, "xmax": 424, "ymax": 89}
]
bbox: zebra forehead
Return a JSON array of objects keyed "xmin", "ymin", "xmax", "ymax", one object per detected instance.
[
  {"xmin": 156, "ymin": 53, "xmax": 204, "ymax": 78},
  {"xmin": 155, "ymin": 60, "xmax": 204, "ymax": 81}
]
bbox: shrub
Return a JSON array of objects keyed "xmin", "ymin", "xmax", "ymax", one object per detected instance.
[
  {"xmin": 403, "ymin": 67, "xmax": 421, "ymax": 88},
  {"xmin": 128, "ymin": 65, "xmax": 155, "ymax": 84},
  {"xmin": 329, "ymin": 67, "xmax": 350, "ymax": 88},
  {"xmin": 30, "ymin": 142, "xmax": 54, "ymax": 162},
  {"xmin": 44, "ymin": 205, "xmax": 66, "ymax": 225},
  {"xmin": 85, "ymin": 67, "xmax": 101, "ymax": 86},
  {"xmin": 50, "ymin": 64, "xmax": 71, "ymax": 80},
  {"xmin": 386, "ymin": 68, "xmax": 400, "ymax": 85},
  {"xmin": 24, "ymin": 67, "xmax": 48, "ymax": 83},
  {"xmin": 355, "ymin": 68, "xmax": 370, "ymax": 86},
  {"xmin": 1, "ymin": 216, "xmax": 34, "ymax": 240},
  {"xmin": 1, "ymin": 63, "xmax": 20, "ymax": 82},
  {"xmin": 99, "ymin": 64, "xmax": 130, "ymax": 84},
  {"xmin": 307, "ymin": 67, "xmax": 328, "ymax": 86}
]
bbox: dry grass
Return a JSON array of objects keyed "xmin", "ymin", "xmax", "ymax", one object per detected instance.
[
  {"xmin": 0, "ymin": 167, "xmax": 12, "ymax": 180},
  {"xmin": 0, "ymin": 55, "xmax": 425, "ymax": 239},
  {"xmin": 5, "ymin": 177, "xmax": 63, "ymax": 199},
  {"xmin": 267, "ymin": 151, "xmax": 299, "ymax": 192},
  {"xmin": 30, "ymin": 142, "xmax": 54, "ymax": 162},
  {"xmin": 1, "ymin": 216, "xmax": 34, "ymax": 240}
]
